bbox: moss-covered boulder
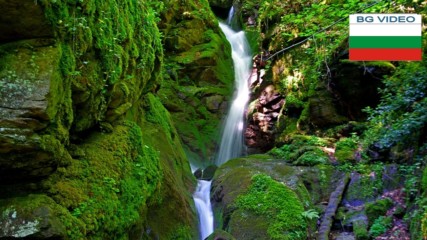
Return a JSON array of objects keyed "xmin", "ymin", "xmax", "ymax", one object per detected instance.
[
  {"xmin": 211, "ymin": 155, "xmax": 343, "ymax": 239},
  {"xmin": 0, "ymin": 195, "xmax": 68, "ymax": 239}
]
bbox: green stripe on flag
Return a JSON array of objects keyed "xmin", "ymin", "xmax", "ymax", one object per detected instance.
[{"xmin": 350, "ymin": 36, "xmax": 421, "ymax": 48}]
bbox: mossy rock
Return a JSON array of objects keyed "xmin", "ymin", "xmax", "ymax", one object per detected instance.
[
  {"xmin": 206, "ymin": 229, "xmax": 236, "ymax": 240},
  {"xmin": 0, "ymin": 194, "xmax": 69, "ymax": 239},
  {"xmin": 157, "ymin": 0, "xmax": 234, "ymax": 165},
  {"xmin": 0, "ymin": 42, "xmax": 72, "ymax": 181},
  {"xmin": 269, "ymin": 135, "xmax": 331, "ymax": 166},
  {"xmin": 232, "ymin": 174, "xmax": 307, "ymax": 240},
  {"xmin": 335, "ymin": 137, "xmax": 358, "ymax": 164},
  {"xmin": 365, "ymin": 198, "xmax": 393, "ymax": 227},
  {"xmin": 211, "ymin": 156, "xmax": 344, "ymax": 239}
]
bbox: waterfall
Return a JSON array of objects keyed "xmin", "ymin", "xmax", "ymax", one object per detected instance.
[
  {"xmin": 215, "ymin": 22, "xmax": 252, "ymax": 165},
  {"xmin": 193, "ymin": 7, "xmax": 252, "ymax": 239},
  {"xmin": 226, "ymin": 6, "xmax": 235, "ymax": 26},
  {"xmin": 193, "ymin": 180, "xmax": 214, "ymax": 240}
]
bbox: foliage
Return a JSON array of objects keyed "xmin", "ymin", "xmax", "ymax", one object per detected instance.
[
  {"xmin": 369, "ymin": 216, "xmax": 392, "ymax": 238},
  {"xmin": 353, "ymin": 220, "xmax": 369, "ymax": 240},
  {"xmin": 363, "ymin": 62, "xmax": 427, "ymax": 150},
  {"xmin": 301, "ymin": 209, "xmax": 319, "ymax": 220},
  {"xmin": 235, "ymin": 174, "xmax": 307, "ymax": 240},
  {"xmin": 365, "ymin": 198, "xmax": 393, "ymax": 226}
]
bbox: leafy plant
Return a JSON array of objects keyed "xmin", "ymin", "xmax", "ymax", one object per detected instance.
[{"xmin": 369, "ymin": 216, "xmax": 392, "ymax": 238}]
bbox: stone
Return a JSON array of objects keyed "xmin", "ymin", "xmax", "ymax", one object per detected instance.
[
  {"xmin": 202, "ymin": 165, "xmax": 218, "ymax": 180},
  {"xmin": 0, "ymin": 0, "xmax": 53, "ymax": 43},
  {"xmin": 206, "ymin": 229, "xmax": 236, "ymax": 240},
  {"xmin": 205, "ymin": 95, "xmax": 225, "ymax": 112},
  {"xmin": 0, "ymin": 42, "xmax": 72, "ymax": 181},
  {"xmin": 0, "ymin": 195, "xmax": 67, "ymax": 239},
  {"xmin": 211, "ymin": 156, "xmax": 344, "ymax": 239}
]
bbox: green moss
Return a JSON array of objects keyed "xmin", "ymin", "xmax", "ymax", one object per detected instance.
[
  {"xmin": 335, "ymin": 137, "xmax": 359, "ymax": 164},
  {"xmin": 365, "ymin": 198, "xmax": 393, "ymax": 227},
  {"xmin": 295, "ymin": 148, "xmax": 328, "ymax": 166},
  {"xmin": 156, "ymin": 0, "xmax": 234, "ymax": 164},
  {"xmin": 235, "ymin": 174, "xmax": 306, "ymax": 240},
  {"xmin": 44, "ymin": 122, "xmax": 162, "ymax": 239},
  {"xmin": 40, "ymin": 0, "xmax": 163, "ymax": 131},
  {"xmin": 269, "ymin": 135, "xmax": 330, "ymax": 166}
]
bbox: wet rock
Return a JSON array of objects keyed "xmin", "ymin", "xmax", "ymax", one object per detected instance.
[
  {"xmin": 203, "ymin": 165, "xmax": 218, "ymax": 180},
  {"xmin": 342, "ymin": 172, "xmax": 379, "ymax": 207},
  {"xmin": 194, "ymin": 165, "xmax": 218, "ymax": 180},
  {"xmin": 194, "ymin": 168, "xmax": 203, "ymax": 179},
  {"xmin": 157, "ymin": 1, "xmax": 234, "ymax": 165},
  {"xmin": 206, "ymin": 229, "xmax": 236, "ymax": 240}
]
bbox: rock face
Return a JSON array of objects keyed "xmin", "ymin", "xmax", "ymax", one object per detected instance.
[
  {"xmin": 0, "ymin": 40, "xmax": 72, "ymax": 182},
  {"xmin": 157, "ymin": 0, "xmax": 234, "ymax": 165},
  {"xmin": 0, "ymin": 0, "xmax": 53, "ymax": 43},
  {"xmin": 0, "ymin": 0, "xmax": 198, "ymax": 239},
  {"xmin": 246, "ymin": 85, "xmax": 284, "ymax": 151}
]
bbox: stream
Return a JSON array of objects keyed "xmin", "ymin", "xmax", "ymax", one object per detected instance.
[{"xmin": 193, "ymin": 7, "xmax": 252, "ymax": 240}]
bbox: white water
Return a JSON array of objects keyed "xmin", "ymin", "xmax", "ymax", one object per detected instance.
[
  {"xmin": 227, "ymin": 6, "xmax": 235, "ymax": 25},
  {"xmin": 215, "ymin": 22, "xmax": 252, "ymax": 166},
  {"xmin": 193, "ymin": 9, "xmax": 252, "ymax": 240},
  {"xmin": 193, "ymin": 180, "xmax": 214, "ymax": 240}
]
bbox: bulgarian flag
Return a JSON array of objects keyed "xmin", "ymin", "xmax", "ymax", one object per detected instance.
[{"xmin": 349, "ymin": 14, "xmax": 422, "ymax": 61}]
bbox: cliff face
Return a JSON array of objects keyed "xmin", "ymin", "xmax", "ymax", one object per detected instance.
[
  {"xmin": 0, "ymin": 0, "xmax": 200, "ymax": 239},
  {"xmin": 156, "ymin": 0, "xmax": 234, "ymax": 166}
]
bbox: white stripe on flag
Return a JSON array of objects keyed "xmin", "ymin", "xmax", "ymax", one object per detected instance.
[{"xmin": 350, "ymin": 24, "xmax": 421, "ymax": 36}]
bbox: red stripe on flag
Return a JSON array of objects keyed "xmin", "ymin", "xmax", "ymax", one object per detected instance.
[{"xmin": 349, "ymin": 48, "xmax": 422, "ymax": 61}]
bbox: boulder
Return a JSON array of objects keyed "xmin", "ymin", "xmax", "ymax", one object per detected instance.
[
  {"xmin": 206, "ymin": 229, "xmax": 236, "ymax": 240},
  {"xmin": 211, "ymin": 155, "xmax": 343, "ymax": 239},
  {"xmin": 0, "ymin": 194, "xmax": 67, "ymax": 239}
]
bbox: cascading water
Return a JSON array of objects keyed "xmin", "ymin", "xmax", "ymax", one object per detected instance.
[
  {"xmin": 226, "ymin": 6, "xmax": 235, "ymax": 25},
  {"xmin": 193, "ymin": 8, "xmax": 252, "ymax": 240},
  {"xmin": 215, "ymin": 22, "xmax": 252, "ymax": 166},
  {"xmin": 193, "ymin": 180, "xmax": 214, "ymax": 239}
]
